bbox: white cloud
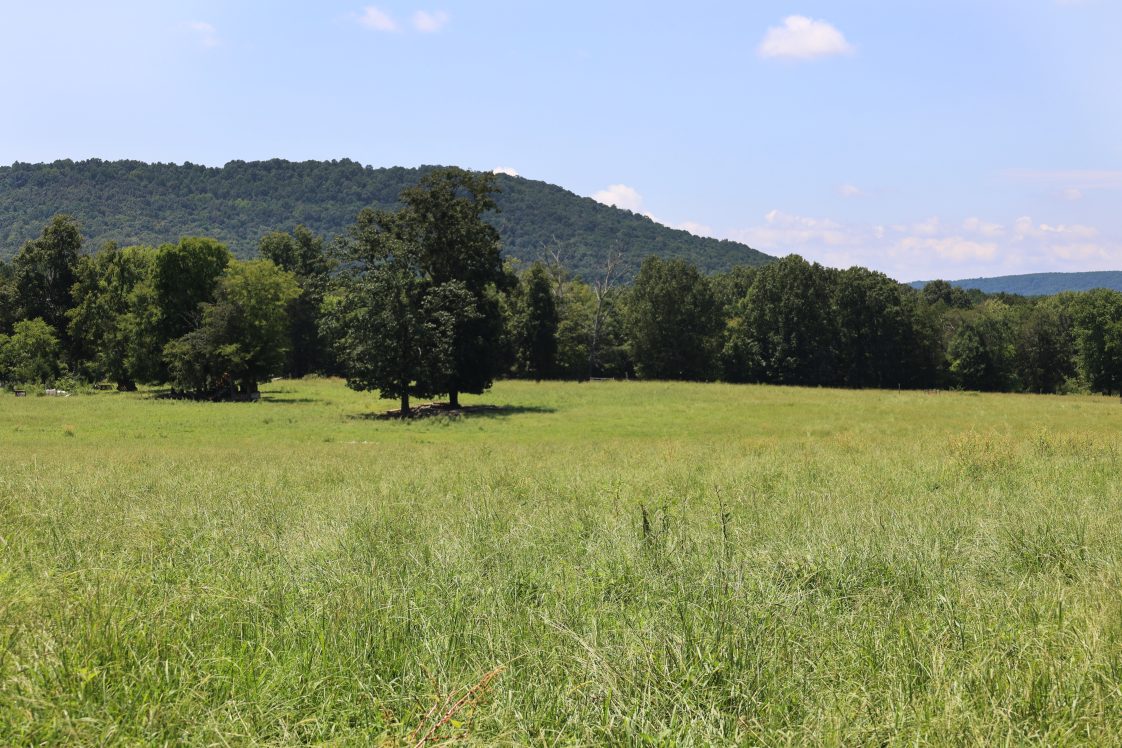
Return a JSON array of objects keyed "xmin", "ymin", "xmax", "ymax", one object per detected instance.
[
  {"xmin": 723, "ymin": 209, "xmax": 1122, "ymax": 280},
  {"xmin": 895, "ymin": 236, "xmax": 998, "ymax": 263},
  {"xmin": 412, "ymin": 10, "xmax": 449, "ymax": 32},
  {"xmin": 492, "ymin": 166, "xmax": 519, "ymax": 177},
  {"xmin": 358, "ymin": 6, "xmax": 399, "ymax": 32},
  {"xmin": 1062, "ymin": 187, "xmax": 1084, "ymax": 201},
  {"xmin": 674, "ymin": 220, "xmax": 715, "ymax": 238},
  {"xmin": 963, "ymin": 217, "xmax": 1005, "ymax": 238},
  {"xmin": 838, "ymin": 184, "xmax": 864, "ymax": 198},
  {"xmin": 187, "ymin": 21, "xmax": 219, "ymax": 47},
  {"xmin": 757, "ymin": 16, "xmax": 854, "ymax": 60},
  {"xmin": 592, "ymin": 184, "xmax": 644, "ymax": 212}
]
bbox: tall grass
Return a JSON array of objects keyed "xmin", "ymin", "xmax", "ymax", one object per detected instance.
[{"xmin": 2, "ymin": 380, "xmax": 1121, "ymax": 744}]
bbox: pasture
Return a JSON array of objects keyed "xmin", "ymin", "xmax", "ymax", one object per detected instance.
[{"xmin": 2, "ymin": 379, "xmax": 1122, "ymax": 744}]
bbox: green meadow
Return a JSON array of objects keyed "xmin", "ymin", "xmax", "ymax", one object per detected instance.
[{"xmin": 3, "ymin": 379, "xmax": 1122, "ymax": 745}]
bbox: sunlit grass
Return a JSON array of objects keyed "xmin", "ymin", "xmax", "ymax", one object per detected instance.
[{"xmin": 2, "ymin": 379, "xmax": 1122, "ymax": 744}]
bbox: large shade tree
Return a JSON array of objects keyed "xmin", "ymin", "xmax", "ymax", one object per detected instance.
[
  {"xmin": 329, "ymin": 211, "xmax": 474, "ymax": 415},
  {"xmin": 334, "ymin": 167, "xmax": 506, "ymax": 409}
]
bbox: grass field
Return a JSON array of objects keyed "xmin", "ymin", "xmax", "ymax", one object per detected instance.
[{"xmin": 3, "ymin": 379, "xmax": 1122, "ymax": 745}]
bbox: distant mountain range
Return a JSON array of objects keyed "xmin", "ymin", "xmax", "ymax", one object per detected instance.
[
  {"xmin": 910, "ymin": 271, "xmax": 1122, "ymax": 296},
  {"xmin": 0, "ymin": 159, "xmax": 772, "ymax": 279}
]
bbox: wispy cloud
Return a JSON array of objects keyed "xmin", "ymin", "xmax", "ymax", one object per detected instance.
[
  {"xmin": 186, "ymin": 21, "xmax": 219, "ymax": 48},
  {"xmin": 358, "ymin": 6, "xmax": 399, "ymax": 32},
  {"xmin": 412, "ymin": 10, "xmax": 449, "ymax": 32},
  {"xmin": 838, "ymin": 183, "xmax": 864, "ymax": 198},
  {"xmin": 758, "ymin": 16, "xmax": 854, "ymax": 60}
]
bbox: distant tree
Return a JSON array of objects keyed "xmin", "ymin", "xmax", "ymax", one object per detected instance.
[
  {"xmin": 725, "ymin": 255, "xmax": 837, "ymax": 385},
  {"xmin": 67, "ymin": 244, "xmax": 159, "ymax": 389},
  {"xmin": 377, "ymin": 167, "xmax": 507, "ymax": 406},
  {"xmin": 921, "ymin": 279, "xmax": 973, "ymax": 310},
  {"xmin": 830, "ymin": 267, "xmax": 931, "ymax": 388},
  {"xmin": 258, "ymin": 225, "xmax": 332, "ymax": 376},
  {"xmin": 625, "ymin": 256, "xmax": 721, "ymax": 380},
  {"xmin": 946, "ymin": 300, "xmax": 1016, "ymax": 391},
  {"xmin": 1014, "ymin": 297, "xmax": 1075, "ymax": 393},
  {"xmin": 11, "ymin": 215, "xmax": 83, "ymax": 346},
  {"xmin": 1072, "ymin": 289, "xmax": 1122, "ymax": 395},
  {"xmin": 0, "ymin": 259, "xmax": 14, "ymax": 334},
  {"xmin": 510, "ymin": 261, "xmax": 559, "ymax": 379},
  {"xmin": 154, "ymin": 237, "xmax": 232, "ymax": 343},
  {"xmin": 163, "ymin": 260, "xmax": 300, "ymax": 395},
  {"xmin": 0, "ymin": 318, "xmax": 60, "ymax": 385},
  {"xmin": 711, "ymin": 265, "xmax": 759, "ymax": 318}
]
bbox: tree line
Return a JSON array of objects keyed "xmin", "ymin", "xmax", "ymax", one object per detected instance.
[{"xmin": 2, "ymin": 167, "xmax": 1121, "ymax": 406}]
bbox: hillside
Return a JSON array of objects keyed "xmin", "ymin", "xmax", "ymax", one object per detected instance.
[
  {"xmin": 0, "ymin": 159, "xmax": 771, "ymax": 278},
  {"xmin": 911, "ymin": 271, "xmax": 1122, "ymax": 296}
]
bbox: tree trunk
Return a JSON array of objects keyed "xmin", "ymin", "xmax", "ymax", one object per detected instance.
[
  {"xmin": 400, "ymin": 390, "xmax": 411, "ymax": 417},
  {"xmin": 448, "ymin": 388, "xmax": 459, "ymax": 408}
]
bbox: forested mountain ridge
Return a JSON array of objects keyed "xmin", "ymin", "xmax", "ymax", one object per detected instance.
[
  {"xmin": 911, "ymin": 271, "xmax": 1122, "ymax": 296},
  {"xmin": 0, "ymin": 159, "xmax": 772, "ymax": 277}
]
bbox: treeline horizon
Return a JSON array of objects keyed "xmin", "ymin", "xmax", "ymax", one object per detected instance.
[{"xmin": 2, "ymin": 170, "xmax": 1121, "ymax": 401}]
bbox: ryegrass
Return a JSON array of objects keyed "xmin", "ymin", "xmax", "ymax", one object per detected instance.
[{"xmin": 2, "ymin": 379, "xmax": 1122, "ymax": 744}]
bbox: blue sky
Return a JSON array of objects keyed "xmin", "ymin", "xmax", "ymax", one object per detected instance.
[{"xmin": 2, "ymin": 1, "xmax": 1120, "ymax": 280}]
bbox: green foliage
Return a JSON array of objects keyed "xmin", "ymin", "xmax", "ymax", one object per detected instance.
[
  {"xmin": 1014, "ymin": 297, "xmax": 1076, "ymax": 394},
  {"xmin": 725, "ymin": 255, "xmax": 837, "ymax": 385},
  {"xmin": 0, "ymin": 317, "xmax": 60, "ymax": 384},
  {"xmin": 509, "ymin": 262, "xmax": 559, "ymax": 379},
  {"xmin": 0, "ymin": 258, "xmax": 15, "ymax": 334},
  {"xmin": 67, "ymin": 244, "xmax": 159, "ymax": 388},
  {"xmin": 946, "ymin": 301, "xmax": 1018, "ymax": 391},
  {"xmin": 921, "ymin": 279, "xmax": 974, "ymax": 309},
  {"xmin": 164, "ymin": 260, "xmax": 300, "ymax": 393},
  {"xmin": 830, "ymin": 267, "xmax": 930, "ymax": 388},
  {"xmin": 374, "ymin": 167, "xmax": 508, "ymax": 405},
  {"xmin": 625, "ymin": 256, "xmax": 721, "ymax": 380},
  {"xmin": 258, "ymin": 226, "xmax": 333, "ymax": 376},
  {"xmin": 327, "ymin": 219, "xmax": 471, "ymax": 414},
  {"xmin": 11, "ymin": 214, "xmax": 82, "ymax": 345},
  {"xmin": 154, "ymin": 237, "xmax": 232, "ymax": 342},
  {"xmin": 1071, "ymin": 289, "xmax": 1122, "ymax": 395},
  {"xmin": 0, "ymin": 159, "xmax": 772, "ymax": 278}
]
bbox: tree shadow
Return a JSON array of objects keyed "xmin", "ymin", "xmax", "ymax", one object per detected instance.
[
  {"xmin": 347, "ymin": 403, "xmax": 556, "ymax": 421},
  {"xmin": 259, "ymin": 396, "xmax": 325, "ymax": 405}
]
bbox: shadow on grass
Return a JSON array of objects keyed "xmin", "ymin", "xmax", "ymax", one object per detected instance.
[
  {"xmin": 259, "ymin": 396, "xmax": 325, "ymax": 405},
  {"xmin": 145, "ymin": 389, "xmax": 325, "ymax": 405},
  {"xmin": 347, "ymin": 403, "xmax": 556, "ymax": 421}
]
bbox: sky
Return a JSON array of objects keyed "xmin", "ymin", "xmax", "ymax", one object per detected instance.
[{"xmin": 1, "ymin": 0, "xmax": 1120, "ymax": 281}]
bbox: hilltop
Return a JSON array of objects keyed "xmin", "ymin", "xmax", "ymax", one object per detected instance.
[
  {"xmin": 911, "ymin": 270, "xmax": 1122, "ymax": 296},
  {"xmin": 0, "ymin": 159, "xmax": 771, "ymax": 278}
]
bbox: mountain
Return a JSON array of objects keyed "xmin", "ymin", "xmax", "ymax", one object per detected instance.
[
  {"xmin": 0, "ymin": 159, "xmax": 771, "ymax": 278},
  {"xmin": 910, "ymin": 271, "xmax": 1122, "ymax": 296}
]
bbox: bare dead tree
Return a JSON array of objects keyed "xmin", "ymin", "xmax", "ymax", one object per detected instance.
[
  {"xmin": 588, "ymin": 248, "xmax": 622, "ymax": 379},
  {"xmin": 542, "ymin": 238, "xmax": 567, "ymax": 307}
]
